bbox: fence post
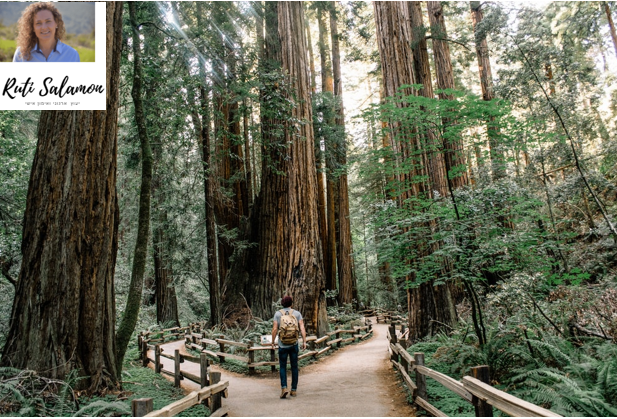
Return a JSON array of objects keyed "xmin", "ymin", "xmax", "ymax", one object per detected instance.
[
  {"xmin": 401, "ymin": 351, "xmax": 409, "ymax": 375},
  {"xmin": 218, "ymin": 341, "xmax": 226, "ymax": 363},
  {"xmin": 155, "ymin": 344, "xmax": 161, "ymax": 374},
  {"xmin": 389, "ymin": 325, "xmax": 398, "ymax": 363},
  {"xmin": 249, "ymin": 348, "xmax": 255, "ymax": 375},
  {"xmin": 336, "ymin": 331, "xmax": 342, "ymax": 348},
  {"xmin": 414, "ymin": 353, "xmax": 427, "ymax": 400},
  {"xmin": 270, "ymin": 347, "xmax": 276, "ymax": 372},
  {"xmin": 137, "ymin": 335, "xmax": 143, "ymax": 360},
  {"xmin": 131, "ymin": 398, "xmax": 153, "ymax": 417},
  {"xmin": 200, "ymin": 353, "xmax": 209, "ymax": 387},
  {"xmin": 210, "ymin": 371, "xmax": 222, "ymax": 413},
  {"xmin": 472, "ymin": 365, "xmax": 494, "ymax": 417},
  {"xmin": 141, "ymin": 340, "xmax": 148, "ymax": 367},
  {"xmin": 308, "ymin": 339, "xmax": 315, "ymax": 351},
  {"xmin": 174, "ymin": 349, "xmax": 181, "ymax": 387},
  {"xmin": 388, "ymin": 325, "xmax": 397, "ymax": 344}
]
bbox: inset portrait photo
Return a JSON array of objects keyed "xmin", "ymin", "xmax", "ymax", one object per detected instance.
[
  {"xmin": 0, "ymin": 2, "xmax": 105, "ymax": 110},
  {"xmin": 0, "ymin": 2, "xmax": 95, "ymax": 63}
]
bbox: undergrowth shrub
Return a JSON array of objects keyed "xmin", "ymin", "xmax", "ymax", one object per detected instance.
[{"xmin": 406, "ymin": 269, "xmax": 617, "ymax": 417}]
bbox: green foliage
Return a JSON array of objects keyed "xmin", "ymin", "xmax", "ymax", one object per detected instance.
[
  {"xmin": 74, "ymin": 47, "xmax": 95, "ymax": 63},
  {"xmin": 406, "ymin": 268, "xmax": 617, "ymax": 417}
]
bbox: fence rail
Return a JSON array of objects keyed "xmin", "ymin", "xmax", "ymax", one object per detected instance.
[
  {"xmin": 387, "ymin": 326, "xmax": 562, "ymax": 417},
  {"xmin": 185, "ymin": 322, "xmax": 373, "ymax": 374},
  {"xmin": 138, "ymin": 318, "xmax": 374, "ymax": 382},
  {"xmin": 131, "ymin": 377, "xmax": 229, "ymax": 417}
]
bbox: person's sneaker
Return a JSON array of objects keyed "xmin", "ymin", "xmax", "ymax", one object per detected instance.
[
  {"xmin": 290, "ymin": 390, "xmax": 297, "ymax": 397},
  {"xmin": 280, "ymin": 388, "xmax": 289, "ymax": 399}
]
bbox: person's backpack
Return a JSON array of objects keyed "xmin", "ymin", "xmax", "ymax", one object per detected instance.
[{"xmin": 278, "ymin": 309, "xmax": 299, "ymax": 345}]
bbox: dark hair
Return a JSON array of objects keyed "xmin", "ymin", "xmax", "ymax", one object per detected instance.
[{"xmin": 281, "ymin": 296, "xmax": 293, "ymax": 308}]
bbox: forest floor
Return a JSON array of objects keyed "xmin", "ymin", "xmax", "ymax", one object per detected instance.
[{"xmin": 149, "ymin": 318, "xmax": 417, "ymax": 417}]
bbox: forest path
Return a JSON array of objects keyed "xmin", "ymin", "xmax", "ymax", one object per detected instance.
[{"xmin": 150, "ymin": 319, "xmax": 416, "ymax": 417}]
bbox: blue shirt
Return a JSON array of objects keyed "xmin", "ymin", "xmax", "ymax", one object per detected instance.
[{"xmin": 13, "ymin": 40, "xmax": 80, "ymax": 62}]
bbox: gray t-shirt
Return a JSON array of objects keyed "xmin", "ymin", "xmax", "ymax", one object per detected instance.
[{"xmin": 273, "ymin": 308, "xmax": 302, "ymax": 348}]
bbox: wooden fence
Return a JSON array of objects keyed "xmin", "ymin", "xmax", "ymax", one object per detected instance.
[
  {"xmin": 185, "ymin": 321, "xmax": 373, "ymax": 375},
  {"xmin": 131, "ymin": 376, "xmax": 229, "ymax": 417},
  {"xmin": 387, "ymin": 326, "xmax": 562, "ymax": 417},
  {"xmin": 139, "ymin": 319, "xmax": 373, "ymax": 380}
]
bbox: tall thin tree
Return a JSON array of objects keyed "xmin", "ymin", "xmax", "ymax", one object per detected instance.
[
  {"xmin": 116, "ymin": 1, "xmax": 154, "ymax": 372},
  {"xmin": 329, "ymin": 1, "xmax": 357, "ymax": 305}
]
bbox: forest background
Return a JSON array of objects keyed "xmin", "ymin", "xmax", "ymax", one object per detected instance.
[{"xmin": 0, "ymin": 1, "xmax": 617, "ymax": 416}]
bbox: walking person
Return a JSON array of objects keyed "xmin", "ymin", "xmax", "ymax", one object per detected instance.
[{"xmin": 271, "ymin": 295, "xmax": 307, "ymax": 398}]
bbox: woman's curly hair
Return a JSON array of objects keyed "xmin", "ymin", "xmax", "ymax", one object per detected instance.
[{"xmin": 16, "ymin": 2, "xmax": 66, "ymax": 61}]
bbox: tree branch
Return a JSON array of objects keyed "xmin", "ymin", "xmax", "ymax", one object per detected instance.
[
  {"xmin": 526, "ymin": 292, "xmax": 563, "ymax": 337},
  {"xmin": 513, "ymin": 37, "xmax": 617, "ymax": 241},
  {"xmin": 1, "ymin": 262, "xmax": 17, "ymax": 287},
  {"xmin": 424, "ymin": 35, "xmax": 472, "ymax": 51}
]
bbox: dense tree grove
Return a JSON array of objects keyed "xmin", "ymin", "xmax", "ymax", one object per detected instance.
[{"xmin": 1, "ymin": 1, "xmax": 617, "ymax": 414}]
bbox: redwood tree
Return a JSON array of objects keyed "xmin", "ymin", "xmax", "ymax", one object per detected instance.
[
  {"xmin": 470, "ymin": 1, "xmax": 506, "ymax": 180},
  {"xmin": 227, "ymin": 1, "xmax": 327, "ymax": 336},
  {"xmin": 329, "ymin": 1, "xmax": 357, "ymax": 306},
  {"xmin": 427, "ymin": 1, "xmax": 470, "ymax": 189},
  {"xmin": 0, "ymin": 2, "xmax": 123, "ymax": 392}
]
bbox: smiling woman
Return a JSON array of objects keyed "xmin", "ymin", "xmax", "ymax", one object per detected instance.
[{"xmin": 13, "ymin": 2, "xmax": 80, "ymax": 62}]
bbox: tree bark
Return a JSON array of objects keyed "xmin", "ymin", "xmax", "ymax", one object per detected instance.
[
  {"xmin": 1, "ymin": 2, "xmax": 123, "ymax": 392},
  {"xmin": 226, "ymin": 2, "xmax": 328, "ymax": 336},
  {"xmin": 375, "ymin": 1, "xmax": 455, "ymax": 340},
  {"xmin": 409, "ymin": 1, "xmax": 457, "ymax": 332},
  {"xmin": 153, "ymin": 219, "xmax": 179, "ymax": 327},
  {"xmin": 211, "ymin": 2, "xmax": 248, "ymax": 296},
  {"xmin": 427, "ymin": 1, "xmax": 469, "ymax": 189},
  {"xmin": 409, "ymin": 1, "xmax": 447, "ymax": 198},
  {"xmin": 188, "ymin": 2, "xmax": 222, "ymax": 327},
  {"xmin": 200, "ymin": 82, "xmax": 222, "ymax": 327},
  {"xmin": 330, "ymin": 1, "xmax": 357, "ymax": 306},
  {"xmin": 470, "ymin": 1, "xmax": 506, "ymax": 181},
  {"xmin": 605, "ymin": 2, "xmax": 617, "ymax": 58},
  {"xmin": 316, "ymin": 2, "xmax": 337, "ymax": 296},
  {"xmin": 116, "ymin": 1, "xmax": 154, "ymax": 374}
]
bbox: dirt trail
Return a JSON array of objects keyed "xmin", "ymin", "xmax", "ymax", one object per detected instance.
[{"xmin": 150, "ymin": 319, "xmax": 416, "ymax": 417}]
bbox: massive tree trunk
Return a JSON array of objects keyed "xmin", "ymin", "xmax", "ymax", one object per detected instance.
[
  {"xmin": 427, "ymin": 1, "xmax": 469, "ymax": 306},
  {"xmin": 375, "ymin": 1, "xmax": 454, "ymax": 340},
  {"xmin": 375, "ymin": 1, "xmax": 419, "ymax": 311},
  {"xmin": 409, "ymin": 1, "xmax": 447, "ymax": 198},
  {"xmin": 470, "ymin": 1, "xmax": 505, "ymax": 181},
  {"xmin": 329, "ymin": 1, "xmax": 357, "ymax": 306},
  {"xmin": 226, "ymin": 2, "xmax": 327, "ymax": 336},
  {"xmin": 212, "ymin": 2, "xmax": 247, "ymax": 296},
  {"xmin": 409, "ymin": 1, "xmax": 457, "ymax": 331},
  {"xmin": 427, "ymin": 1, "xmax": 469, "ymax": 190},
  {"xmin": 0, "ymin": 2, "xmax": 123, "ymax": 392},
  {"xmin": 153, "ymin": 217, "xmax": 180, "ymax": 327},
  {"xmin": 151, "ymin": 143, "xmax": 179, "ymax": 327},
  {"xmin": 116, "ymin": 1, "xmax": 154, "ymax": 373},
  {"xmin": 316, "ymin": 2, "xmax": 337, "ymax": 297}
]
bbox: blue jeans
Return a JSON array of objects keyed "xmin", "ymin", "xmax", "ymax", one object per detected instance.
[{"xmin": 278, "ymin": 344, "xmax": 299, "ymax": 390}]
